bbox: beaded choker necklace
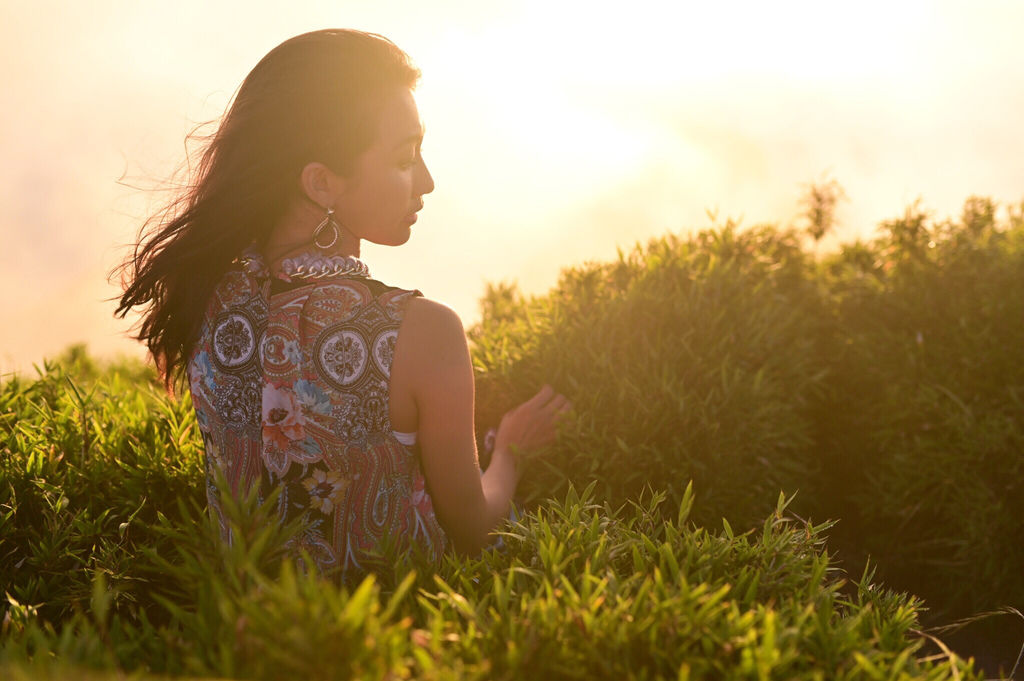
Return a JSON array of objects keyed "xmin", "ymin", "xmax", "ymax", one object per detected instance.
[
  {"xmin": 235, "ymin": 249, "xmax": 371, "ymax": 282},
  {"xmin": 278, "ymin": 251, "xmax": 371, "ymax": 281}
]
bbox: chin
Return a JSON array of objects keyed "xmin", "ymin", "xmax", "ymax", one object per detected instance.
[
  {"xmin": 369, "ymin": 229, "xmax": 412, "ymax": 247},
  {"xmin": 390, "ymin": 224, "xmax": 414, "ymax": 246}
]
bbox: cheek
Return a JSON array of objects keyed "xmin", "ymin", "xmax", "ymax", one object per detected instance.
[
  {"xmin": 383, "ymin": 172, "xmax": 414, "ymax": 212},
  {"xmin": 347, "ymin": 164, "xmax": 415, "ymax": 231},
  {"xmin": 365, "ymin": 170, "xmax": 409, "ymax": 203}
]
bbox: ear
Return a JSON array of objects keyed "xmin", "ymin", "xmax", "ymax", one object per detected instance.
[{"xmin": 299, "ymin": 162, "xmax": 342, "ymax": 209}]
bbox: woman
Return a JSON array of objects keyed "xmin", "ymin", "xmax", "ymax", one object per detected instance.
[{"xmin": 116, "ymin": 29, "xmax": 571, "ymax": 581}]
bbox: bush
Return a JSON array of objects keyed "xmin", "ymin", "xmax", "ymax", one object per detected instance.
[
  {"xmin": 0, "ymin": 355, "xmax": 204, "ymax": 630},
  {"xmin": 1, "ymin": 432, "xmax": 981, "ymax": 680},
  {"xmin": 813, "ymin": 197, "xmax": 1024, "ymax": 613},
  {"xmin": 470, "ymin": 196, "xmax": 1024, "ymax": 618},
  {"xmin": 471, "ymin": 221, "xmax": 829, "ymax": 530}
]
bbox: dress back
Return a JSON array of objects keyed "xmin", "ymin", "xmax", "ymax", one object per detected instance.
[{"xmin": 187, "ymin": 248, "xmax": 448, "ymax": 580}]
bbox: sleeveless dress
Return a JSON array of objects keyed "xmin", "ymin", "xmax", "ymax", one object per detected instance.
[{"xmin": 186, "ymin": 246, "xmax": 449, "ymax": 582}]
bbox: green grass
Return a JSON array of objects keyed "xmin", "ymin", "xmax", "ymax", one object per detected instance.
[{"xmin": 4, "ymin": 193, "xmax": 1023, "ymax": 678}]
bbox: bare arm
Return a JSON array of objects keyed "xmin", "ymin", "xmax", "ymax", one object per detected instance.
[
  {"xmin": 394, "ymin": 298, "xmax": 512, "ymax": 555},
  {"xmin": 393, "ymin": 298, "xmax": 570, "ymax": 556}
]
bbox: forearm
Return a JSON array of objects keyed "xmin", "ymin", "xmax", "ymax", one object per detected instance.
[{"xmin": 476, "ymin": 448, "xmax": 519, "ymax": 548}]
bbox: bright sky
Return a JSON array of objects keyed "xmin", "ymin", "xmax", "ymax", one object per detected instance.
[{"xmin": 1, "ymin": 0, "xmax": 1022, "ymax": 374}]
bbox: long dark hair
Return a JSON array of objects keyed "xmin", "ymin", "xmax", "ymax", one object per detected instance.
[{"xmin": 115, "ymin": 29, "xmax": 420, "ymax": 385}]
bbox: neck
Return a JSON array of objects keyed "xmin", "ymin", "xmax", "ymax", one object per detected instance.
[
  {"xmin": 337, "ymin": 230, "xmax": 361, "ymax": 259},
  {"xmin": 263, "ymin": 201, "xmax": 361, "ymax": 266}
]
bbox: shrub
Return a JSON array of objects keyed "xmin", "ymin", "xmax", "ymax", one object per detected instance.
[
  {"xmin": 471, "ymin": 196, "xmax": 1024, "ymax": 619},
  {"xmin": 1, "ymin": 459, "xmax": 981, "ymax": 680},
  {"xmin": 814, "ymin": 197, "xmax": 1024, "ymax": 613},
  {"xmin": 0, "ymin": 356, "xmax": 204, "ymax": 630},
  {"xmin": 471, "ymin": 221, "xmax": 830, "ymax": 530}
]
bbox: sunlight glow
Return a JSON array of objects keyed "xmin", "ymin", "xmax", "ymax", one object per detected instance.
[{"xmin": 0, "ymin": 0, "xmax": 1022, "ymax": 372}]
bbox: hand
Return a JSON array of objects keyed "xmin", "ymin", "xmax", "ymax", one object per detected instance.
[{"xmin": 494, "ymin": 385, "xmax": 572, "ymax": 466}]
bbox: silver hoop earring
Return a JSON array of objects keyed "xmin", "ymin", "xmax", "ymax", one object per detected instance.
[{"xmin": 312, "ymin": 207, "xmax": 340, "ymax": 250}]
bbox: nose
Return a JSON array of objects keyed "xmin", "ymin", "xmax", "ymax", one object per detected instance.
[{"xmin": 417, "ymin": 155, "xmax": 435, "ymax": 196}]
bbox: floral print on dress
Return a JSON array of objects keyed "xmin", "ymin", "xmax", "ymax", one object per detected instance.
[
  {"xmin": 303, "ymin": 469, "xmax": 349, "ymax": 515},
  {"xmin": 260, "ymin": 383, "xmax": 322, "ymax": 478},
  {"xmin": 262, "ymin": 383, "xmax": 306, "ymax": 448},
  {"xmin": 191, "ymin": 351, "xmax": 216, "ymax": 395},
  {"xmin": 293, "ymin": 379, "xmax": 331, "ymax": 416},
  {"xmin": 187, "ymin": 245, "xmax": 448, "ymax": 582},
  {"xmin": 282, "ymin": 339, "xmax": 304, "ymax": 365}
]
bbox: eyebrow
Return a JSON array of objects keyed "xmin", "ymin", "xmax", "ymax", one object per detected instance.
[{"xmin": 393, "ymin": 125, "xmax": 425, "ymax": 150}]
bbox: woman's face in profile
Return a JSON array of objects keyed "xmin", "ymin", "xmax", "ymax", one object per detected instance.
[{"xmin": 335, "ymin": 87, "xmax": 434, "ymax": 247}]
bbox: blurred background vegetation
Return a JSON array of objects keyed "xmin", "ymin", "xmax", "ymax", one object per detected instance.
[
  {"xmin": 2, "ymin": 190, "xmax": 1021, "ymax": 678},
  {"xmin": 472, "ymin": 192, "xmax": 1024, "ymax": 622}
]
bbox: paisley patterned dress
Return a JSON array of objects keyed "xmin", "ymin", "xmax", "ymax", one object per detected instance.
[{"xmin": 187, "ymin": 246, "xmax": 448, "ymax": 582}]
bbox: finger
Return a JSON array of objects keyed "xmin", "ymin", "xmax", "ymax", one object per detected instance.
[
  {"xmin": 545, "ymin": 401, "xmax": 572, "ymax": 426},
  {"xmin": 524, "ymin": 385, "xmax": 554, "ymax": 408},
  {"xmin": 534, "ymin": 384, "xmax": 554, "ymax": 402},
  {"xmin": 540, "ymin": 394, "xmax": 569, "ymax": 414}
]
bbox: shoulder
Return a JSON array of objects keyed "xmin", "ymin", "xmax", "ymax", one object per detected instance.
[
  {"xmin": 394, "ymin": 298, "xmax": 473, "ymax": 407},
  {"xmin": 403, "ymin": 297, "xmax": 463, "ymax": 332},
  {"xmin": 397, "ymin": 297, "xmax": 469, "ymax": 366}
]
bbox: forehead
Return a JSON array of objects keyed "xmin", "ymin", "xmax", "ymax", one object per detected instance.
[{"xmin": 374, "ymin": 88, "xmax": 423, "ymax": 144}]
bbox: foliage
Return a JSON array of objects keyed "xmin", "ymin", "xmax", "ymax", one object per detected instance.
[
  {"xmin": 3, "ymin": 193, "xmax": 1023, "ymax": 678},
  {"xmin": 0, "ymin": 394, "xmax": 979, "ymax": 680},
  {"xmin": 799, "ymin": 174, "xmax": 848, "ymax": 243},
  {"xmin": 471, "ymin": 220, "xmax": 828, "ymax": 530},
  {"xmin": 813, "ymin": 196, "xmax": 1024, "ymax": 613},
  {"xmin": 1, "ymin": 354, "xmax": 201, "ymax": 630},
  {"xmin": 470, "ymin": 195, "xmax": 1024, "ymax": 619}
]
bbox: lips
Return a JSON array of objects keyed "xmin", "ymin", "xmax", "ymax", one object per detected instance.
[{"xmin": 405, "ymin": 202, "xmax": 424, "ymax": 222}]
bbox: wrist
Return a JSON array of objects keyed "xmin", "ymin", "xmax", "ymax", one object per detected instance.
[{"xmin": 490, "ymin": 445, "xmax": 521, "ymax": 481}]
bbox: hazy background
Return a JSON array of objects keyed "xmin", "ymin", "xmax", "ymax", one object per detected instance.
[{"xmin": 1, "ymin": 0, "xmax": 1022, "ymax": 374}]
